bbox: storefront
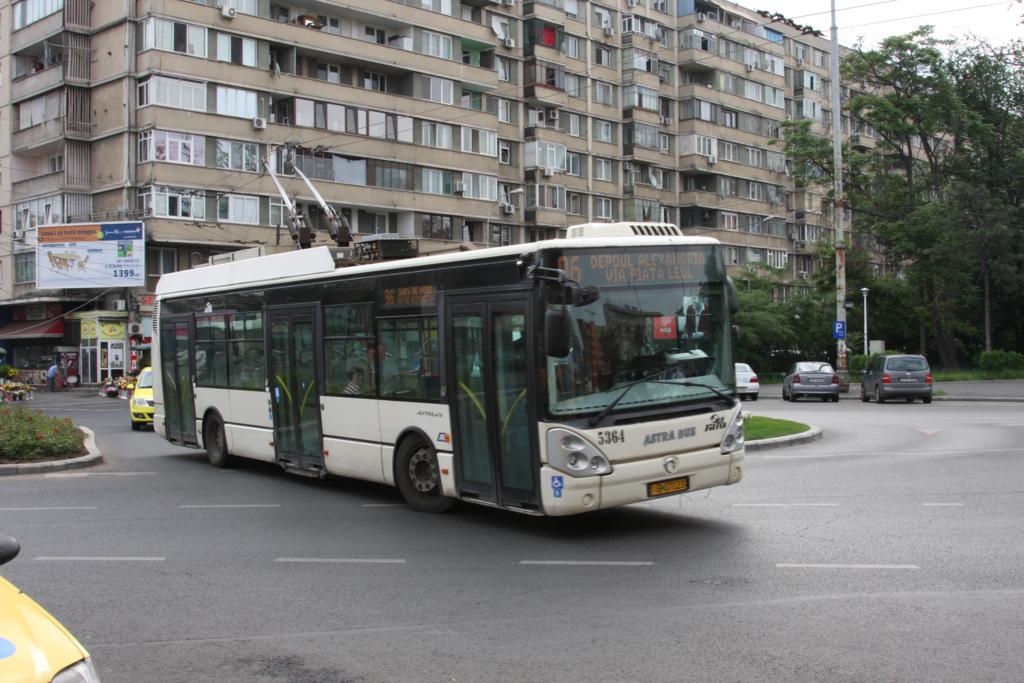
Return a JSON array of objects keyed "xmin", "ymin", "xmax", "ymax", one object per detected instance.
[
  {"xmin": 0, "ymin": 302, "xmax": 71, "ymax": 385},
  {"xmin": 75, "ymin": 313, "xmax": 128, "ymax": 384}
]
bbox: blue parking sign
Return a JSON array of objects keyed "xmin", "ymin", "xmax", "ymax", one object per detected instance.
[{"xmin": 833, "ymin": 321, "xmax": 846, "ymax": 339}]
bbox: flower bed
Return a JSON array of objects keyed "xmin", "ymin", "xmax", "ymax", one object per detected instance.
[{"xmin": 0, "ymin": 406, "xmax": 87, "ymax": 463}]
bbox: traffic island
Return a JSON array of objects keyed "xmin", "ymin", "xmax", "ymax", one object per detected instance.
[
  {"xmin": 0, "ymin": 405, "xmax": 102, "ymax": 475},
  {"xmin": 745, "ymin": 415, "xmax": 823, "ymax": 451}
]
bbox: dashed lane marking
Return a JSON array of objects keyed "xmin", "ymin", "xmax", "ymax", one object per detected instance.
[
  {"xmin": 274, "ymin": 558, "xmax": 406, "ymax": 564},
  {"xmin": 922, "ymin": 502, "xmax": 965, "ymax": 507},
  {"xmin": 0, "ymin": 506, "xmax": 98, "ymax": 511},
  {"xmin": 776, "ymin": 563, "xmax": 919, "ymax": 570},
  {"xmin": 519, "ymin": 560, "xmax": 655, "ymax": 566},
  {"xmin": 179, "ymin": 504, "xmax": 281, "ymax": 509},
  {"xmin": 34, "ymin": 556, "xmax": 166, "ymax": 562}
]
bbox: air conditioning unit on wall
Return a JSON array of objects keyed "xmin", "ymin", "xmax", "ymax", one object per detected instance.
[
  {"xmin": 128, "ymin": 322, "xmax": 144, "ymax": 335},
  {"xmin": 220, "ymin": 5, "xmax": 237, "ymax": 19}
]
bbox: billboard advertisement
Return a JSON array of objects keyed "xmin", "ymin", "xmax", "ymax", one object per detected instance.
[{"xmin": 36, "ymin": 222, "xmax": 145, "ymax": 289}]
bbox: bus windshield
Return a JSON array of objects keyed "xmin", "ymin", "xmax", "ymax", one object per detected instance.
[{"xmin": 543, "ymin": 245, "xmax": 735, "ymax": 419}]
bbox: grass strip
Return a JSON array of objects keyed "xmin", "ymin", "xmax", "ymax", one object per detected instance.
[{"xmin": 745, "ymin": 415, "xmax": 810, "ymax": 441}]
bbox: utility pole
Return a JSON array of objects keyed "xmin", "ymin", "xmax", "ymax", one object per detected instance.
[{"xmin": 829, "ymin": 0, "xmax": 848, "ymax": 379}]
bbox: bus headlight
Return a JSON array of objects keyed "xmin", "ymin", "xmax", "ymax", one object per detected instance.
[
  {"xmin": 720, "ymin": 410, "xmax": 745, "ymax": 455},
  {"xmin": 547, "ymin": 428, "xmax": 613, "ymax": 477}
]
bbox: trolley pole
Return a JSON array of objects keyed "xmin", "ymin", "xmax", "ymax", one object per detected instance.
[{"xmin": 829, "ymin": 0, "xmax": 848, "ymax": 379}]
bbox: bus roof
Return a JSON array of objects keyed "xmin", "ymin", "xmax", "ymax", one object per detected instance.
[{"xmin": 155, "ymin": 234, "xmax": 721, "ymax": 300}]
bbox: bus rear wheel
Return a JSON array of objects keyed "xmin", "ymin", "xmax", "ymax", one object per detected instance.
[
  {"xmin": 396, "ymin": 438, "xmax": 454, "ymax": 513},
  {"xmin": 204, "ymin": 415, "xmax": 232, "ymax": 468}
]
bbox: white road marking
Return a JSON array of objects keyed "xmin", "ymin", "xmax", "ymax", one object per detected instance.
[
  {"xmin": 179, "ymin": 504, "xmax": 281, "ymax": 509},
  {"xmin": 519, "ymin": 560, "xmax": 655, "ymax": 566},
  {"xmin": 361, "ymin": 503, "xmax": 406, "ymax": 507},
  {"xmin": 915, "ymin": 429, "xmax": 944, "ymax": 436},
  {"xmin": 34, "ymin": 556, "xmax": 166, "ymax": 562},
  {"xmin": 0, "ymin": 506, "xmax": 97, "ymax": 511},
  {"xmin": 732, "ymin": 503, "xmax": 838, "ymax": 507},
  {"xmin": 776, "ymin": 563, "xmax": 919, "ymax": 570},
  {"xmin": 274, "ymin": 557, "xmax": 406, "ymax": 564},
  {"xmin": 922, "ymin": 502, "xmax": 965, "ymax": 507},
  {"xmin": 755, "ymin": 447, "xmax": 1024, "ymax": 460},
  {"xmin": 43, "ymin": 471, "xmax": 157, "ymax": 478}
]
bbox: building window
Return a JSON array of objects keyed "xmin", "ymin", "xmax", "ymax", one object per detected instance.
[
  {"xmin": 363, "ymin": 71, "xmax": 388, "ymax": 92},
  {"xmin": 426, "ymin": 76, "xmax": 454, "ymax": 104},
  {"xmin": 566, "ymin": 152, "xmax": 582, "ymax": 176},
  {"xmin": 13, "ymin": 0, "xmax": 64, "ymax": 31},
  {"xmin": 593, "ymin": 157, "xmax": 613, "ymax": 181},
  {"xmin": 140, "ymin": 186, "xmax": 206, "ymax": 220},
  {"xmin": 143, "ymin": 18, "xmax": 207, "ymax": 58},
  {"xmin": 139, "ymin": 130, "xmax": 206, "ymax": 166},
  {"xmin": 722, "ymin": 212, "xmax": 739, "ymax": 231},
  {"xmin": 593, "ymin": 81, "xmax": 614, "ymax": 105},
  {"xmin": 461, "ymin": 127, "xmax": 498, "ymax": 156},
  {"xmin": 595, "ymin": 196, "xmax": 613, "ymax": 219},
  {"xmin": 595, "ymin": 45, "xmax": 611, "ymax": 67},
  {"xmin": 215, "ymin": 139, "xmax": 259, "ymax": 172},
  {"xmin": 421, "ymin": 122, "xmax": 453, "ymax": 150},
  {"xmin": 421, "ymin": 31, "xmax": 453, "ymax": 59},
  {"xmin": 216, "ymin": 33, "xmax": 257, "ymax": 67},
  {"xmin": 138, "ymin": 76, "xmax": 206, "ymax": 112},
  {"xmin": 497, "ymin": 57, "xmax": 512, "ymax": 82},
  {"xmin": 594, "ymin": 119, "xmax": 613, "ymax": 143},
  {"xmin": 567, "ymin": 192, "xmax": 582, "ymax": 215},
  {"xmin": 499, "ymin": 140, "xmax": 512, "ymax": 165},
  {"xmin": 497, "ymin": 98, "xmax": 513, "ymax": 123},
  {"xmin": 14, "ymin": 252, "xmax": 35, "ymax": 285},
  {"xmin": 215, "ymin": 86, "xmax": 258, "ymax": 118},
  {"xmin": 567, "ymin": 113, "xmax": 581, "ymax": 136},
  {"xmin": 218, "ymin": 194, "xmax": 260, "ymax": 224}
]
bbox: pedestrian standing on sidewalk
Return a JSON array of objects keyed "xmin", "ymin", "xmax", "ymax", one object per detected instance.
[{"xmin": 46, "ymin": 362, "xmax": 59, "ymax": 392}]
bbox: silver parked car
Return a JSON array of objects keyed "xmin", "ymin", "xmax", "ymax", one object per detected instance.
[
  {"xmin": 734, "ymin": 363, "xmax": 759, "ymax": 400},
  {"xmin": 860, "ymin": 354, "xmax": 933, "ymax": 403},
  {"xmin": 782, "ymin": 362, "xmax": 840, "ymax": 402}
]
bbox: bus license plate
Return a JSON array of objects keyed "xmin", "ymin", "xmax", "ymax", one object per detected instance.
[{"xmin": 647, "ymin": 476, "xmax": 690, "ymax": 498}]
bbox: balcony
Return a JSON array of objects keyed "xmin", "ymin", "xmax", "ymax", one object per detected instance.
[
  {"xmin": 11, "ymin": 171, "xmax": 90, "ymax": 199},
  {"xmin": 10, "ymin": 10, "xmax": 64, "ymax": 54},
  {"xmin": 11, "ymin": 118, "xmax": 95, "ymax": 152}
]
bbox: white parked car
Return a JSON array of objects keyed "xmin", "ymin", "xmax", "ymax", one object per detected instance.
[{"xmin": 735, "ymin": 363, "xmax": 760, "ymax": 401}]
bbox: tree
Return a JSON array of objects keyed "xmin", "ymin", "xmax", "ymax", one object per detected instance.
[{"xmin": 779, "ymin": 28, "xmax": 1024, "ymax": 369}]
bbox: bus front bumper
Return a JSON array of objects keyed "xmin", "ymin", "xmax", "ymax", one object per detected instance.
[{"xmin": 539, "ymin": 447, "xmax": 744, "ymax": 516}]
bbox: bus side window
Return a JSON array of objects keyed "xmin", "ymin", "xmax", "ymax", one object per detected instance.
[
  {"xmin": 323, "ymin": 303, "xmax": 375, "ymax": 397},
  {"xmin": 378, "ymin": 317, "xmax": 440, "ymax": 401}
]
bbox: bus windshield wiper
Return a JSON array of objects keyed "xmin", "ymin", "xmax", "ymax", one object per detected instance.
[
  {"xmin": 588, "ymin": 367, "xmax": 675, "ymax": 428},
  {"xmin": 588, "ymin": 375, "xmax": 736, "ymax": 428}
]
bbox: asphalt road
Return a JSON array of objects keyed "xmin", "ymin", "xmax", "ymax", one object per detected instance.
[{"xmin": 3, "ymin": 391, "xmax": 1023, "ymax": 682}]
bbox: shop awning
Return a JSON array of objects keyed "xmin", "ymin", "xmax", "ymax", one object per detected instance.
[{"xmin": 0, "ymin": 319, "xmax": 65, "ymax": 340}]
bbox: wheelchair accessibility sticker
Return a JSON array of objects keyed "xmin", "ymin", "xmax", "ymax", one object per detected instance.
[{"xmin": 551, "ymin": 475, "xmax": 564, "ymax": 498}]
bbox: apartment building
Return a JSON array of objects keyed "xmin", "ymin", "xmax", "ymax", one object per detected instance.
[{"xmin": 0, "ymin": 0, "xmax": 867, "ymax": 380}]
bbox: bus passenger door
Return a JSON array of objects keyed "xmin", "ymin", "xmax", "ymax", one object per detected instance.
[
  {"xmin": 447, "ymin": 294, "xmax": 538, "ymax": 510},
  {"xmin": 268, "ymin": 305, "xmax": 324, "ymax": 474},
  {"xmin": 159, "ymin": 317, "xmax": 197, "ymax": 446}
]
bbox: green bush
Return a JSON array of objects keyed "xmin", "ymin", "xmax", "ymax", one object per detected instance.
[
  {"xmin": 978, "ymin": 350, "xmax": 1024, "ymax": 373},
  {"xmin": 0, "ymin": 406, "xmax": 86, "ymax": 463}
]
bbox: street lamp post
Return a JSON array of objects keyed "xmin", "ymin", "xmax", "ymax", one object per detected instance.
[{"xmin": 860, "ymin": 287, "xmax": 869, "ymax": 356}]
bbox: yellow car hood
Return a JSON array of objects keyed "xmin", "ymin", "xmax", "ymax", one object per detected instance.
[
  {"xmin": 133, "ymin": 387, "xmax": 154, "ymax": 401},
  {"xmin": 0, "ymin": 575, "xmax": 87, "ymax": 682}
]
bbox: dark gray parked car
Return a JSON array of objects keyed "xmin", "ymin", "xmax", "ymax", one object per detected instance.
[
  {"xmin": 782, "ymin": 362, "xmax": 840, "ymax": 402},
  {"xmin": 860, "ymin": 354, "xmax": 932, "ymax": 403}
]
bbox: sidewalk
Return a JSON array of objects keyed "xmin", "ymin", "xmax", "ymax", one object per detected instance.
[{"xmin": 755, "ymin": 379, "xmax": 1024, "ymax": 402}]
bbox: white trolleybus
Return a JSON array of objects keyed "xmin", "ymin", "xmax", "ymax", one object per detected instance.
[{"xmin": 153, "ymin": 222, "xmax": 745, "ymax": 515}]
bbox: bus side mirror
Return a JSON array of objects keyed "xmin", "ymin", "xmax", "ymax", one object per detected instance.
[
  {"xmin": 572, "ymin": 285, "xmax": 600, "ymax": 307},
  {"xmin": 726, "ymin": 277, "xmax": 740, "ymax": 315},
  {"xmin": 545, "ymin": 309, "xmax": 572, "ymax": 358}
]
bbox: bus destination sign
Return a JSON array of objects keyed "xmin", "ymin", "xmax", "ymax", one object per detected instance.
[
  {"xmin": 560, "ymin": 251, "xmax": 708, "ymax": 287},
  {"xmin": 383, "ymin": 285, "xmax": 436, "ymax": 308}
]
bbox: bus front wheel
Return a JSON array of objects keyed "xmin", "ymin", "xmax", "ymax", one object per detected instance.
[
  {"xmin": 396, "ymin": 438, "xmax": 454, "ymax": 513},
  {"xmin": 204, "ymin": 415, "xmax": 233, "ymax": 468}
]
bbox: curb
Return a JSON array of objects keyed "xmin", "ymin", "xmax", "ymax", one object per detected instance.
[
  {"xmin": 0, "ymin": 426, "xmax": 104, "ymax": 476},
  {"xmin": 746, "ymin": 425, "xmax": 823, "ymax": 451},
  {"xmin": 759, "ymin": 395, "xmax": 1023, "ymax": 403}
]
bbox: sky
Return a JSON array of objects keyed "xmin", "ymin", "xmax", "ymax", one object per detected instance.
[{"xmin": 759, "ymin": 0, "xmax": 1023, "ymax": 50}]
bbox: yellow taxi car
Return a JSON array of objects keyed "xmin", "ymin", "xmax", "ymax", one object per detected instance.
[
  {"xmin": 130, "ymin": 367, "xmax": 154, "ymax": 430},
  {"xmin": 1, "ymin": 536, "xmax": 101, "ymax": 683}
]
